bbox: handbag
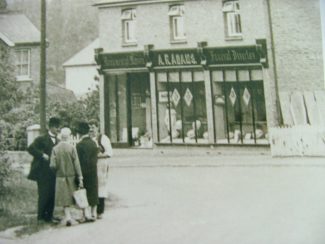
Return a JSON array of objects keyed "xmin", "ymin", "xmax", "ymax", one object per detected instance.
[{"xmin": 73, "ymin": 188, "xmax": 89, "ymax": 209}]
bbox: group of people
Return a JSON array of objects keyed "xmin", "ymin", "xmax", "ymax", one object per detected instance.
[{"xmin": 27, "ymin": 117, "xmax": 113, "ymax": 226}]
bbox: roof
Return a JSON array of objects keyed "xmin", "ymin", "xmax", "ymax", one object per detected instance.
[
  {"xmin": 0, "ymin": 13, "xmax": 41, "ymax": 45},
  {"xmin": 47, "ymin": 83, "xmax": 77, "ymax": 103},
  {"xmin": 63, "ymin": 38, "xmax": 99, "ymax": 67}
]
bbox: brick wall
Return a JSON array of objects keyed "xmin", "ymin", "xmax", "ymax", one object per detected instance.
[{"xmin": 270, "ymin": 0, "xmax": 324, "ymax": 91}]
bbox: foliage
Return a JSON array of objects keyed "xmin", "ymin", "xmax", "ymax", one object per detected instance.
[
  {"xmin": 0, "ymin": 150, "xmax": 11, "ymax": 197},
  {"xmin": 0, "ymin": 44, "xmax": 23, "ymax": 116},
  {"xmin": 0, "ymin": 0, "xmax": 7, "ymax": 9}
]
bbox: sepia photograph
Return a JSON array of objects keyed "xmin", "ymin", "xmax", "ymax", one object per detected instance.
[{"xmin": 0, "ymin": 0, "xmax": 325, "ymax": 243}]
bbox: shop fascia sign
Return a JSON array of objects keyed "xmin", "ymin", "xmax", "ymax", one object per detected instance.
[
  {"xmin": 151, "ymin": 49, "xmax": 199, "ymax": 66},
  {"xmin": 96, "ymin": 40, "xmax": 267, "ymax": 69},
  {"xmin": 99, "ymin": 51, "xmax": 146, "ymax": 69}
]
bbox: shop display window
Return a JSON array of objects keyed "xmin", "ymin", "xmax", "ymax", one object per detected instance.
[
  {"xmin": 106, "ymin": 74, "xmax": 128, "ymax": 143},
  {"xmin": 211, "ymin": 68, "xmax": 268, "ymax": 145},
  {"xmin": 156, "ymin": 70, "xmax": 208, "ymax": 144}
]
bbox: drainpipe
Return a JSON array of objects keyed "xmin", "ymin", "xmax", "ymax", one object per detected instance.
[{"xmin": 266, "ymin": 0, "xmax": 283, "ymax": 126}]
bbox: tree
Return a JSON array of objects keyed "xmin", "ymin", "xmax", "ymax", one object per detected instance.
[
  {"xmin": 0, "ymin": 44, "xmax": 22, "ymax": 119},
  {"xmin": 0, "ymin": 0, "xmax": 7, "ymax": 9}
]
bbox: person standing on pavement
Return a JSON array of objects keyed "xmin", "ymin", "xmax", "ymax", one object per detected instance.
[
  {"xmin": 50, "ymin": 127, "xmax": 83, "ymax": 226},
  {"xmin": 76, "ymin": 121, "xmax": 99, "ymax": 221},
  {"xmin": 27, "ymin": 117, "xmax": 61, "ymax": 223},
  {"xmin": 89, "ymin": 119, "xmax": 113, "ymax": 219}
]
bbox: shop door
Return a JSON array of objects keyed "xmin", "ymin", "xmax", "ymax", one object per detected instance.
[{"xmin": 127, "ymin": 73, "xmax": 152, "ymax": 148}]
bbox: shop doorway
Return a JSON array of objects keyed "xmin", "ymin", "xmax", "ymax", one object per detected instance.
[{"xmin": 127, "ymin": 73, "xmax": 152, "ymax": 148}]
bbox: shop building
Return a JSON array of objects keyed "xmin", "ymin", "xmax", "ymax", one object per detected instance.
[{"xmin": 93, "ymin": 0, "xmax": 324, "ymax": 148}]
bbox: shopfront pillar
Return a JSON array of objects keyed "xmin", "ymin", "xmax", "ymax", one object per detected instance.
[
  {"xmin": 149, "ymin": 71, "xmax": 158, "ymax": 143},
  {"xmin": 204, "ymin": 70, "xmax": 215, "ymax": 144},
  {"xmin": 99, "ymin": 73, "xmax": 105, "ymax": 134}
]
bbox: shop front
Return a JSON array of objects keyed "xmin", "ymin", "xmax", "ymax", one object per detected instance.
[{"xmin": 96, "ymin": 40, "xmax": 268, "ymax": 148}]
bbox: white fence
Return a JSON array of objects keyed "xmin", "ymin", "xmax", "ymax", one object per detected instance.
[{"xmin": 269, "ymin": 125, "xmax": 325, "ymax": 157}]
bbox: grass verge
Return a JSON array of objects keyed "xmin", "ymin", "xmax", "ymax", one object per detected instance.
[{"xmin": 0, "ymin": 170, "xmax": 50, "ymax": 237}]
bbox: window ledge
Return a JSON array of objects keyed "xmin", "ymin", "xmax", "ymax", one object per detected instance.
[
  {"xmin": 225, "ymin": 36, "xmax": 243, "ymax": 41},
  {"xmin": 122, "ymin": 42, "xmax": 138, "ymax": 47},
  {"xmin": 170, "ymin": 39, "xmax": 187, "ymax": 44}
]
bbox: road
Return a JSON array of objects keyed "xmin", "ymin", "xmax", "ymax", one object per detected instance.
[{"xmin": 2, "ymin": 151, "xmax": 325, "ymax": 244}]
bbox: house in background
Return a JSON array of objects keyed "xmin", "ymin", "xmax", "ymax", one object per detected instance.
[
  {"xmin": 63, "ymin": 38, "xmax": 99, "ymax": 97},
  {"xmin": 0, "ymin": 12, "xmax": 41, "ymax": 90}
]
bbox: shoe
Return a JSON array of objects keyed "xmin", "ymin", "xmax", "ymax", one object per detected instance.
[
  {"xmin": 66, "ymin": 220, "xmax": 72, "ymax": 227},
  {"xmin": 97, "ymin": 214, "xmax": 103, "ymax": 219},
  {"xmin": 44, "ymin": 218, "xmax": 60, "ymax": 224},
  {"xmin": 85, "ymin": 217, "xmax": 96, "ymax": 222}
]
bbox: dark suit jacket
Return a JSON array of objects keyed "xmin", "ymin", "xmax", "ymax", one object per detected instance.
[{"xmin": 27, "ymin": 133, "xmax": 57, "ymax": 181}]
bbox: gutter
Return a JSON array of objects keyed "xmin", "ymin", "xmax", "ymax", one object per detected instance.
[{"xmin": 266, "ymin": 0, "xmax": 283, "ymax": 125}]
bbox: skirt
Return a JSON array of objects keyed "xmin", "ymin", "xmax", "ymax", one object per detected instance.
[{"xmin": 97, "ymin": 157, "xmax": 110, "ymax": 198}]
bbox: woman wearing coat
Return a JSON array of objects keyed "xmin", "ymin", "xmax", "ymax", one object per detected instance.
[
  {"xmin": 50, "ymin": 127, "xmax": 83, "ymax": 226},
  {"xmin": 76, "ymin": 122, "xmax": 99, "ymax": 221},
  {"xmin": 89, "ymin": 119, "xmax": 113, "ymax": 219}
]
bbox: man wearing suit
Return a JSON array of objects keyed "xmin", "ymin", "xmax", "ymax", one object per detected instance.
[{"xmin": 27, "ymin": 117, "xmax": 60, "ymax": 223}]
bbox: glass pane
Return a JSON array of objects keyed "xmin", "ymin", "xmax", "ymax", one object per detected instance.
[
  {"xmin": 168, "ymin": 72, "xmax": 179, "ymax": 82},
  {"xmin": 225, "ymin": 70, "xmax": 236, "ymax": 81},
  {"xmin": 212, "ymin": 70, "xmax": 223, "ymax": 82},
  {"xmin": 251, "ymin": 69, "xmax": 263, "ymax": 80},
  {"xmin": 21, "ymin": 64, "xmax": 28, "ymax": 76},
  {"xmin": 107, "ymin": 75, "xmax": 117, "ymax": 143},
  {"xmin": 118, "ymin": 75, "xmax": 128, "ymax": 143},
  {"xmin": 22, "ymin": 50, "xmax": 29, "ymax": 63},
  {"xmin": 238, "ymin": 70, "xmax": 249, "ymax": 81},
  {"xmin": 193, "ymin": 71, "xmax": 204, "ymax": 81},
  {"xmin": 129, "ymin": 73, "xmax": 152, "ymax": 148},
  {"xmin": 157, "ymin": 76, "xmax": 173, "ymax": 143}
]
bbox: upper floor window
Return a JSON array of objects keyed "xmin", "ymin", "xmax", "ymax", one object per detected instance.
[
  {"xmin": 168, "ymin": 5, "xmax": 186, "ymax": 42},
  {"xmin": 223, "ymin": 1, "xmax": 242, "ymax": 38},
  {"xmin": 121, "ymin": 9, "xmax": 137, "ymax": 44},
  {"xmin": 15, "ymin": 48, "xmax": 30, "ymax": 80}
]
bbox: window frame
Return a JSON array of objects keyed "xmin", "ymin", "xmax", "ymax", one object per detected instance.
[
  {"xmin": 223, "ymin": 1, "xmax": 242, "ymax": 39},
  {"xmin": 121, "ymin": 8, "xmax": 137, "ymax": 45},
  {"xmin": 169, "ymin": 5, "xmax": 186, "ymax": 42},
  {"xmin": 15, "ymin": 48, "xmax": 31, "ymax": 80}
]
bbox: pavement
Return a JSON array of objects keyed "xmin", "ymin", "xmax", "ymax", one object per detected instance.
[{"xmin": 2, "ymin": 148, "xmax": 325, "ymax": 244}]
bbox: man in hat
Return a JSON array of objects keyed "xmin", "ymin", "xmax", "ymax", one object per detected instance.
[
  {"xmin": 76, "ymin": 121, "xmax": 99, "ymax": 221},
  {"xmin": 27, "ymin": 117, "xmax": 61, "ymax": 223}
]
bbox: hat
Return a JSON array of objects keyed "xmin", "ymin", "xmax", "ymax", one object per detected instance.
[
  {"xmin": 60, "ymin": 127, "xmax": 71, "ymax": 138},
  {"xmin": 49, "ymin": 117, "xmax": 60, "ymax": 128},
  {"xmin": 77, "ymin": 122, "xmax": 90, "ymax": 135}
]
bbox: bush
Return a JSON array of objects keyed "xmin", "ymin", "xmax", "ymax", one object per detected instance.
[{"xmin": 0, "ymin": 148, "xmax": 12, "ymax": 198}]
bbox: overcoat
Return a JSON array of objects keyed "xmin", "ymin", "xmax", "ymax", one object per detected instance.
[
  {"xmin": 76, "ymin": 136, "xmax": 99, "ymax": 206},
  {"xmin": 50, "ymin": 141, "xmax": 83, "ymax": 207}
]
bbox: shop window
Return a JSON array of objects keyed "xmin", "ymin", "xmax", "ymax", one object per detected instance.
[
  {"xmin": 156, "ymin": 70, "xmax": 208, "ymax": 144},
  {"xmin": 168, "ymin": 5, "xmax": 186, "ymax": 42},
  {"xmin": 15, "ymin": 48, "xmax": 30, "ymax": 80},
  {"xmin": 121, "ymin": 9, "xmax": 137, "ymax": 44},
  {"xmin": 222, "ymin": 1, "xmax": 242, "ymax": 39},
  {"xmin": 211, "ymin": 69, "xmax": 268, "ymax": 145}
]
